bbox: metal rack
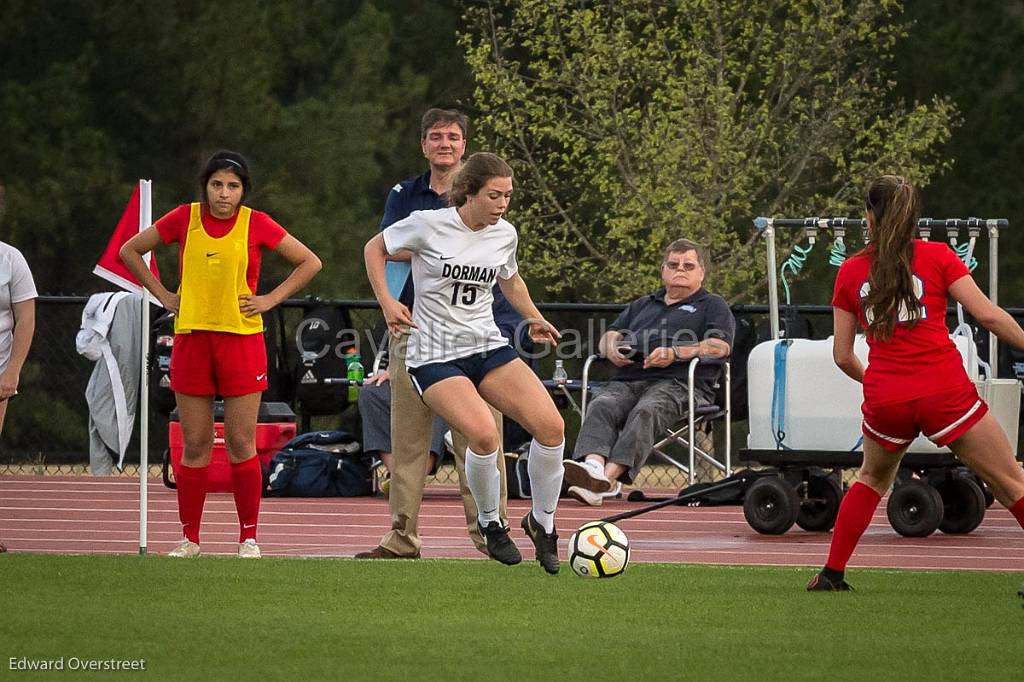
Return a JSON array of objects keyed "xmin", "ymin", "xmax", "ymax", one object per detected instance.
[{"xmin": 754, "ymin": 216, "xmax": 1009, "ymax": 374}]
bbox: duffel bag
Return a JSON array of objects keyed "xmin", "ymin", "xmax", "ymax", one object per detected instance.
[{"xmin": 265, "ymin": 431, "xmax": 371, "ymax": 497}]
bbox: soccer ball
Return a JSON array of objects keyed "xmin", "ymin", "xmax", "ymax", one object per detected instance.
[{"xmin": 568, "ymin": 521, "xmax": 629, "ymax": 578}]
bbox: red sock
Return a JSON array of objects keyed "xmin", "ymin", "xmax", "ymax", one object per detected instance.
[
  {"xmin": 825, "ymin": 481, "xmax": 882, "ymax": 572},
  {"xmin": 1010, "ymin": 496, "xmax": 1024, "ymax": 530},
  {"xmin": 231, "ymin": 456, "xmax": 263, "ymax": 542},
  {"xmin": 176, "ymin": 464, "xmax": 208, "ymax": 544}
]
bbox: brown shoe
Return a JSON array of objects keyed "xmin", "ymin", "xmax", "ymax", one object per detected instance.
[
  {"xmin": 354, "ymin": 546, "xmax": 420, "ymax": 559},
  {"xmin": 562, "ymin": 460, "xmax": 613, "ymax": 493}
]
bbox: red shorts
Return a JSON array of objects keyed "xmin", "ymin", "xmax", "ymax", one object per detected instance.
[
  {"xmin": 861, "ymin": 382, "xmax": 988, "ymax": 452},
  {"xmin": 170, "ymin": 331, "xmax": 268, "ymax": 397}
]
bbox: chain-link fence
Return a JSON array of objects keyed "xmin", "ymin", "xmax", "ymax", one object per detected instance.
[{"xmin": 1, "ymin": 297, "xmax": 926, "ymax": 490}]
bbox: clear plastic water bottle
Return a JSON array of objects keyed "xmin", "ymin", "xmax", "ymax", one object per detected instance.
[
  {"xmin": 552, "ymin": 359, "xmax": 568, "ymax": 386},
  {"xmin": 345, "ymin": 351, "xmax": 364, "ymax": 402}
]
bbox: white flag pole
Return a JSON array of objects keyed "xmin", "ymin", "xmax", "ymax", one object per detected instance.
[{"xmin": 138, "ymin": 179, "xmax": 153, "ymax": 555}]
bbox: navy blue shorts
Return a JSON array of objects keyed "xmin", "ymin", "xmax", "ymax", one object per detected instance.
[{"xmin": 408, "ymin": 345, "xmax": 519, "ymax": 396}]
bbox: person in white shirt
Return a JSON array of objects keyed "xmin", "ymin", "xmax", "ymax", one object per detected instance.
[
  {"xmin": 0, "ymin": 240, "xmax": 37, "ymax": 434},
  {"xmin": 363, "ymin": 152, "xmax": 565, "ymax": 574}
]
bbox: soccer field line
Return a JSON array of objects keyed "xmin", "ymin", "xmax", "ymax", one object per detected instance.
[
  {"xmin": 4, "ymin": 506, "xmax": 1022, "ymax": 536},
  {"xmin": 6, "ymin": 543, "xmax": 1019, "ymax": 571},
  {"xmin": 0, "ymin": 480, "xmax": 144, "ymax": 487},
  {"xmin": 5, "ymin": 525, "xmax": 1021, "ymax": 559},
  {"xmin": 6, "ymin": 514, "xmax": 1015, "ymax": 533},
  {"xmin": 633, "ymin": 544, "xmax": 1024, "ymax": 561}
]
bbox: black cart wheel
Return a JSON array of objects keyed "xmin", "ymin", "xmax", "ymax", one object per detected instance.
[
  {"xmin": 936, "ymin": 476, "xmax": 986, "ymax": 534},
  {"xmin": 795, "ymin": 475, "xmax": 844, "ymax": 532},
  {"xmin": 969, "ymin": 473, "xmax": 995, "ymax": 509},
  {"xmin": 743, "ymin": 476, "xmax": 800, "ymax": 535},
  {"xmin": 887, "ymin": 480, "xmax": 943, "ymax": 537}
]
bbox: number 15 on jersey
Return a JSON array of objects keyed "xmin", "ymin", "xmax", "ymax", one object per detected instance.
[{"xmin": 450, "ymin": 282, "xmax": 479, "ymax": 306}]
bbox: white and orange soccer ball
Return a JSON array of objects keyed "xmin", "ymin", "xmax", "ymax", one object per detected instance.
[{"xmin": 568, "ymin": 521, "xmax": 630, "ymax": 578}]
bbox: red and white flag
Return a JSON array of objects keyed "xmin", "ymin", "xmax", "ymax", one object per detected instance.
[{"xmin": 93, "ymin": 183, "xmax": 160, "ymax": 293}]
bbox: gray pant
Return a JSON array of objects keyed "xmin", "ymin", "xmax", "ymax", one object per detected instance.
[
  {"xmin": 572, "ymin": 379, "xmax": 711, "ymax": 483},
  {"xmin": 358, "ymin": 380, "xmax": 446, "ymax": 458}
]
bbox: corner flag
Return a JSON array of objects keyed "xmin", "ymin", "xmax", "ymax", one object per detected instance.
[{"xmin": 93, "ymin": 183, "xmax": 160, "ymax": 293}]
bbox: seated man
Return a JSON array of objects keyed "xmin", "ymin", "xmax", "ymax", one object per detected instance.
[
  {"xmin": 358, "ymin": 344, "xmax": 446, "ymax": 487},
  {"xmin": 563, "ymin": 238, "xmax": 734, "ymax": 506}
]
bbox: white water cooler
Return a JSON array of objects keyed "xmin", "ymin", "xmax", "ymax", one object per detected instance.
[{"xmin": 746, "ymin": 335, "xmax": 1019, "ymax": 454}]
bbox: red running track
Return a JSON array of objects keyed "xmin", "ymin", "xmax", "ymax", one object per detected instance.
[{"xmin": 1, "ymin": 476, "xmax": 1021, "ymax": 571}]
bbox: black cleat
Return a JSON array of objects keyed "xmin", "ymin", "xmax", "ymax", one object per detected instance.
[
  {"xmin": 1018, "ymin": 584, "xmax": 1023, "ymax": 607},
  {"xmin": 481, "ymin": 521, "xmax": 522, "ymax": 566},
  {"xmin": 521, "ymin": 513, "xmax": 560, "ymax": 575},
  {"xmin": 806, "ymin": 570, "xmax": 854, "ymax": 592}
]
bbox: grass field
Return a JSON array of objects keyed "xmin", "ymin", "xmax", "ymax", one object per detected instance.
[{"xmin": 2, "ymin": 554, "xmax": 1022, "ymax": 680}]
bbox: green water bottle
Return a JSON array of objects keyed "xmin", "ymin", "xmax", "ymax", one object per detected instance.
[{"xmin": 346, "ymin": 351, "xmax": 363, "ymax": 402}]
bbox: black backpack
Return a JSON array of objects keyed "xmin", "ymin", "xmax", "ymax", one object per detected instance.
[
  {"xmin": 149, "ymin": 312, "xmax": 177, "ymax": 416},
  {"xmin": 724, "ymin": 313, "xmax": 757, "ymax": 421},
  {"xmin": 292, "ymin": 303, "xmax": 355, "ymax": 416},
  {"xmin": 261, "ymin": 306, "xmax": 293, "ymax": 404}
]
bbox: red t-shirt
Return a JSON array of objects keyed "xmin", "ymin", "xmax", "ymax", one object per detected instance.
[
  {"xmin": 154, "ymin": 204, "xmax": 287, "ymax": 292},
  {"xmin": 832, "ymin": 240, "xmax": 972, "ymax": 405}
]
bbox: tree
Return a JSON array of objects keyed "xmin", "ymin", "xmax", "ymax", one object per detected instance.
[
  {"xmin": 461, "ymin": 0, "xmax": 957, "ymax": 302},
  {"xmin": 0, "ymin": 0, "xmax": 466, "ymax": 456},
  {"xmin": 0, "ymin": 0, "xmax": 471, "ymax": 298},
  {"xmin": 893, "ymin": 0, "xmax": 1024, "ymax": 305}
]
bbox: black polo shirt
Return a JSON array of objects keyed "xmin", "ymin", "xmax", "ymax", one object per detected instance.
[{"xmin": 608, "ymin": 287, "xmax": 735, "ymax": 387}]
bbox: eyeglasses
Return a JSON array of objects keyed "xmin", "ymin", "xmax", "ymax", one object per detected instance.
[{"xmin": 663, "ymin": 261, "xmax": 701, "ymax": 272}]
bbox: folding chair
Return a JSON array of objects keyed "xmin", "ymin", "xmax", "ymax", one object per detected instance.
[{"xmin": 579, "ymin": 355, "xmax": 731, "ymax": 487}]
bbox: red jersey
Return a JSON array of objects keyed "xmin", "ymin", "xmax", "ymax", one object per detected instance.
[
  {"xmin": 832, "ymin": 240, "xmax": 972, "ymax": 405},
  {"xmin": 154, "ymin": 203, "xmax": 287, "ymax": 292}
]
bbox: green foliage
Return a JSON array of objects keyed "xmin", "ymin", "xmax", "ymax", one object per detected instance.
[
  {"xmin": 258, "ymin": 2, "xmax": 430, "ymax": 295},
  {"xmin": 1, "ymin": 360, "xmax": 89, "ymax": 455},
  {"xmin": 462, "ymin": 0, "xmax": 957, "ymax": 303},
  {"xmin": 0, "ymin": 0, "xmax": 468, "ymax": 298},
  {"xmin": 893, "ymin": 0, "xmax": 1024, "ymax": 304}
]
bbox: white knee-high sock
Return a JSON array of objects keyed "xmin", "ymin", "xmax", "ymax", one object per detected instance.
[
  {"xmin": 528, "ymin": 439, "xmax": 565, "ymax": 533},
  {"xmin": 465, "ymin": 447, "xmax": 502, "ymax": 527}
]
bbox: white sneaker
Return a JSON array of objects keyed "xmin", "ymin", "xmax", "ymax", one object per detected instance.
[
  {"xmin": 567, "ymin": 485, "xmax": 603, "ymax": 507},
  {"xmin": 168, "ymin": 539, "xmax": 201, "ymax": 558},
  {"xmin": 562, "ymin": 460, "xmax": 613, "ymax": 493},
  {"xmin": 238, "ymin": 538, "xmax": 262, "ymax": 558}
]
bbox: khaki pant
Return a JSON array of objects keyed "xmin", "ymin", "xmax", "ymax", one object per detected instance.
[{"xmin": 378, "ymin": 334, "xmax": 508, "ymax": 556}]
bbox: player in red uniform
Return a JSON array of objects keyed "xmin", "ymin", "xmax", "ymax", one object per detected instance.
[
  {"xmin": 808, "ymin": 174, "xmax": 1024, "ymax": 591},
  {"xmin": 121, "ymin": 151, "xmax": 321, "ymax": 558}
]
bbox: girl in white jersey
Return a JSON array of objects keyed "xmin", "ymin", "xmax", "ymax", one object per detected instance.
[{"xmin": 364, "ymin": 152, "xmax": 565, "ymax": 574}]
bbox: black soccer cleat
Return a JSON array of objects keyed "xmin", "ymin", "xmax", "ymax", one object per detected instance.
[
  {"xmin": 521, "ymin": 513, "xmax": 560, "ymax": 575},
  {"xmin": 806, "ymin": 570, "xmax": 854, "ymax": 592},
  {"xmin": 481, "ymin": 521, "xmax": 523, "ymax": 566},
  {"xmin": 1018, "ymin": 584, "xmax": 1023, "ymax": 607}
]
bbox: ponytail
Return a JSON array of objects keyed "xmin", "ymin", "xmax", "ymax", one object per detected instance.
[{"xmin": 862, "ymin": 175, "xmax": 922, "ymax": 341}]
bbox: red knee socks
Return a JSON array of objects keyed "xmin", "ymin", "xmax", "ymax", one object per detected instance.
[
  {"xmin": 1010, "ymin": 496, "xmax": 1024, "ymax": 530},
  {"xmin": 176, "ymin": 464, "xmax": 208, "ymax": 544},
  {"xmin": 231, "ymin": 456, "xmax": 263, "ymax": 542},
  {"xmin": 825, "ymin": 481, "xmax": 883, "ymax": 572}
]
